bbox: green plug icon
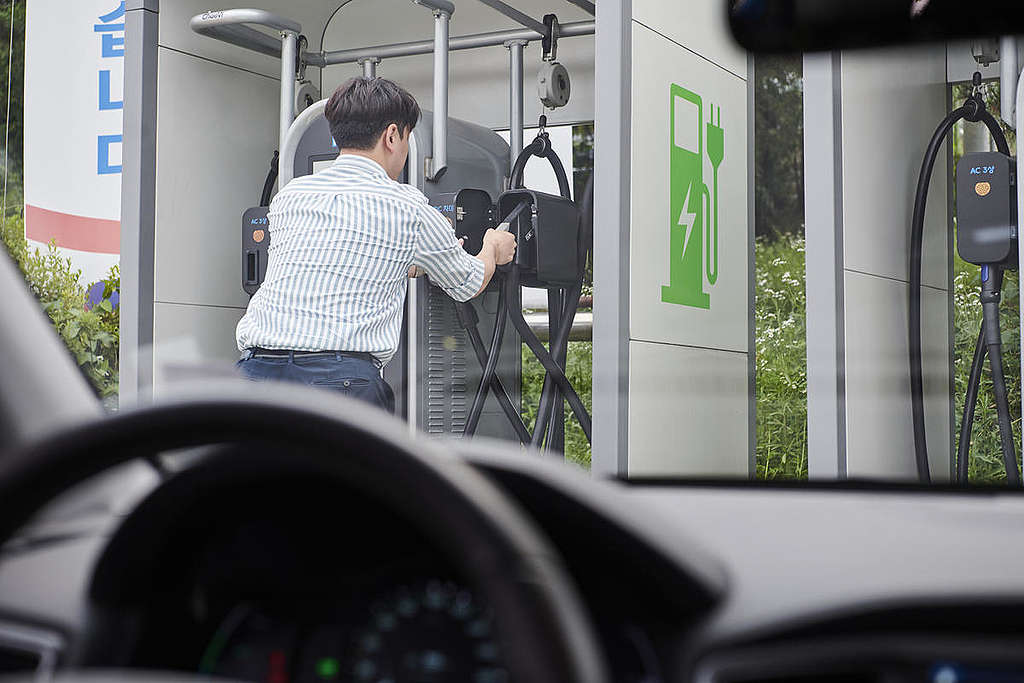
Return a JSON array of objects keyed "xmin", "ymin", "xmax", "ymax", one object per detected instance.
[
  {"xmin": 662, "ymin": 85, "xmax": 724, "ymax": 309},
  {"xmin": 706, "ymin": 104, "xmax": 724, "ymax": 286}
]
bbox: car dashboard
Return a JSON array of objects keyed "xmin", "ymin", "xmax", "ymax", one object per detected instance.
[{"xmin": 2, "ymin": 446, "xmax": 1024, "ymax": 682}]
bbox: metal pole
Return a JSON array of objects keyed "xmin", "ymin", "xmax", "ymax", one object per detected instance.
[
  {"xmin": 429, "ymin": 10, "xmax": 450, "ymax": 180},
  {"xmin": 506, "ymin": 39, "xmax": 526, "ymax": 171},
  {"xmin": 279, "ymin": 31, "xmax": 298, "ymax": 157},
  {"xmin": 314, "ymin": 20, "xmax": 594, "ymax": 67},
  {"xmin": 1001, "ymin": 37, "xmax": 1017, "ymax": 128},
  {"xmin": 360, "ymin": 57, "xmax": 380, "ymax": 78},
  {"xmin": 1016, "ymin": 67, "xmax": 1024, "ymax": 441}
]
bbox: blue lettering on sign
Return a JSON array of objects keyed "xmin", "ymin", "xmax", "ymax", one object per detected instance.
[
  {"xmin": 970, "ymin": 166, "xmax": 997, "ymax": 175},
  {"xmin": 98, "ymin": 71, "xmax": 122, "ymax": 110},
  {"xmin": 97, "ymin": 135, "xmax": 122, "ymax": 174},
  {"xmin": 249, "ymin": 217, "xmax": 269, "ymax": 225},
  {"xmin": 94, "ymin": 2, "xmax": 125, "ymax": 58},
  {"xmin": 96, "ymin": 2, "xmax": 125, "ymax": 176}
]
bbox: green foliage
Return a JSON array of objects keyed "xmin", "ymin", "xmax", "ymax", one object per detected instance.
[
  {"xmin": 0, "ymin": 1, "xmax": 24, "ymax": 177},
  {"xmin": 755, "ymin": 234, "xmax": 808, "ymax": 479},
  {"xmin": 521, "ymin": 341, "xmax": 592, "ymax": 468},
  {"xmin": 952, "ymin": 249, "xmax": 1022, "ymax": 484},
  {"xmin": 0, "ymin": 214, "xmax": 119, "ymax": 397},
  {"xmin": 752, "ymin": 233, "xmax": 1023, "ymax": 484},
  {"xmin": 754, "ymin": 54, "xmax": 804, "ymax": 240},
  {"xmin": 572, "ymin": 123, "xmax": 594, "ymax": 297}
]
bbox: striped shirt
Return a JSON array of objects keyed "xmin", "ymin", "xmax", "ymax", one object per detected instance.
[{"xmin": 236, "ymin": 154, "xmax": 485, "ymax": 364}]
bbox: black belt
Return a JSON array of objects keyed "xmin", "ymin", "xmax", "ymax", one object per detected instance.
[{"xmin": 247, "ymin": 347, "xmax": 380, "ymax": 366}]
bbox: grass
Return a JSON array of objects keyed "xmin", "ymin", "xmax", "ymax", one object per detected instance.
[
  {"xmin": 952, "ymin": 257, "xmax": 1022, "ymax": 483},
  {"xmin": 753, "ymin": 232, "xmax": 1023, "ymax": 484},
  {"xmin": 521, "ymin": 340, "xmax": 593, "ymax": 468},
  {"xmin": 755, "ymin": 234, "xmax": 808, "ymax": 479}
]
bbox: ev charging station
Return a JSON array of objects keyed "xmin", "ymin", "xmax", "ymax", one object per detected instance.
[
  {"xmin": 37, "ymin": 1, "xmax": 1024, "ymax": 483},
  {"xmin": 31, "ymin": 0, "xmax": 756, "ymax": 478},
  {"xmin": 112, "ymin": 0, "xmax": 606, "ymax": 450},
  {"xmin": 802, "ymin": 39, "xmax": 1024, "ymax": 483}
]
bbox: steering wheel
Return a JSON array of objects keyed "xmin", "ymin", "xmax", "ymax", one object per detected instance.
[{"xmin": 0, "ymin": 381, "xmax": 609, "ymax": 683}]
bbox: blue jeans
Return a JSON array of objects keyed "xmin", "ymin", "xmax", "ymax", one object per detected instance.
[{"xmin": 237, "ymin": 351, "xmax": 395, "ymax": 413}]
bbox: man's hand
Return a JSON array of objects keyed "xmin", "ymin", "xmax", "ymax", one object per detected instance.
[
  {"xmin": 482, "ymin": 229, "xmax": 517, "ymax": 266},
  {"xmin": 470, "ymin": 230, "xmax": 517, "ymax": 297}
]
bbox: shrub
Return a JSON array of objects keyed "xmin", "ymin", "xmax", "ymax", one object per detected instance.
[{"xmin": 0, "ymin": 214, "xmax": 119, "ymax": 398}]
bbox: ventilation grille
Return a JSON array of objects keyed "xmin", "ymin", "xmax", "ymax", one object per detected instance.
[{"xmin": 425, "ymin": 286, "xmax": 468, "ymax": 434}]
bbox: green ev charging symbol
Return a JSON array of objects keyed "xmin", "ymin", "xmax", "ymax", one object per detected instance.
[{"xmin": 661, "ymin": 84, "xmax": 724, "ymax": 310}]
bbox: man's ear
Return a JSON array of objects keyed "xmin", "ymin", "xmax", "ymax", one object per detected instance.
[{"xmin": 384, "ymin": 123, "xmax": 400, "ymax": 150}]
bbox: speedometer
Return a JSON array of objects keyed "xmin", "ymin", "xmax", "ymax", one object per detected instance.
[{"xmin": 347, "ymin": 579, "xmax": 508, "ymax": 683}]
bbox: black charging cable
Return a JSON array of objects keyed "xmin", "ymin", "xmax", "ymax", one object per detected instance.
[
  {"xmin": 456, "ymin": 292, "xmax": 532, "ymax": 442},
  {"xmin": 260, "ymin": 150, "xmax": 280, "ymax": 207},
  {"xmin": 531, "ymin": 175, "xmax": 593, "ymax": 451},
  {"xmin": 463, "ymin": 199, "xmax": 533, "ymax": 438},
  {"xmin": 911, "ymin": 77, "xmax": 1018, "ymax": 485},
  {"xmin": 957, "ymin": 317, "xmax": 987, "ymax": 483},
  {"xmin": 980, "ymin": 265, "xmax": 1022, "ymax": 485}
]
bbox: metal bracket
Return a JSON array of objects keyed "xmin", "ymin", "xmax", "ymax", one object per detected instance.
[
  {"xmin": 296, "ymin": 34, "xmax": 308, "ymax": 81},
  {"xmin": 358, "ymin": 56, "xmax": 382, "ymax": 78},
  {"xmin": 542, "ymin": 14, "xmax": 560, "ymax": 62},
  {"xmin": 412, "ymin": 0, "xmax": 455, "ymax": 17}
]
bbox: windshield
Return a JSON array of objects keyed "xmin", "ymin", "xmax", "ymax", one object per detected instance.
[{"xmin": 3, "ymin": 0, "xmax": 1021, "ymax": 487}]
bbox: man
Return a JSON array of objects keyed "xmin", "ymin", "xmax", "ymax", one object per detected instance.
[{"xmin": 236, "ymin": 77, "xmax": 517, "ymax": 412}]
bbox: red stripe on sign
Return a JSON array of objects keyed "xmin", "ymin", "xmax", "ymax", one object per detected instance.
[{"xmin": 25, "ymin": 204, "xmax": 120, "ymax": 254}]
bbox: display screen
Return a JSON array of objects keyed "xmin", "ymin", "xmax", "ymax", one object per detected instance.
[{"xmin": 312, "ymin": 160, "xmax": 333, "ymax": 174}]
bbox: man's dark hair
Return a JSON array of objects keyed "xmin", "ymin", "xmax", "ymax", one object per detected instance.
[{"xmin": 324, "ymin": 77, "xmax": 421, "ymax": 150}]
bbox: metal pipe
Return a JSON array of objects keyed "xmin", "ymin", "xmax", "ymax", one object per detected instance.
[
  {"xmin": 429, "ymin": 11, "xmax": 450, "ymax": 180},
  {"xmin": 360, "ymin": 57, "xmax": 380, "ymax": 78},
  {"xmin": 1001, "ymin": 36, "xmax": 1018, "ymax": 128},
  {"xmin": 279, "ymin": 98, "xmax": 328, "ymax": 190},
  {"xmin": 313, "ymin": 20, "xmax": 594, "ymax": 67},
  {"xmin": 525, "ymin": 311, "xmax": 592, "ymax": 342},
  {"xmin": 279, "ymin": 31, "xmax": 298, "ymax": 158},
  {"xmin": 507, "ymin": 39, "xmax": 526, "ymax": 169},
  {"xmin": 189, "ymin": 9, "xmax": 302, "ymax": 58},
  {"xmin": 474, "ymin": 0, "xmax": 546, "ymax": 34},
  {"xmin": 406, "ymin": 130, "xmax": 421, "ymax": 435},
  {"xmin": 1016, "ymin": 68, "xmax": 1024, "ymax": 430}
]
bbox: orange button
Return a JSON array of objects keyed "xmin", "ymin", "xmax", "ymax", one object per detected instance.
[
  {"xmin": 252, "ymin": 229, "xmax": 266, "ymax": 243},
  {"xmin": 975, "ymin": 182, "xmax": 992, "ymax": 197}
]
